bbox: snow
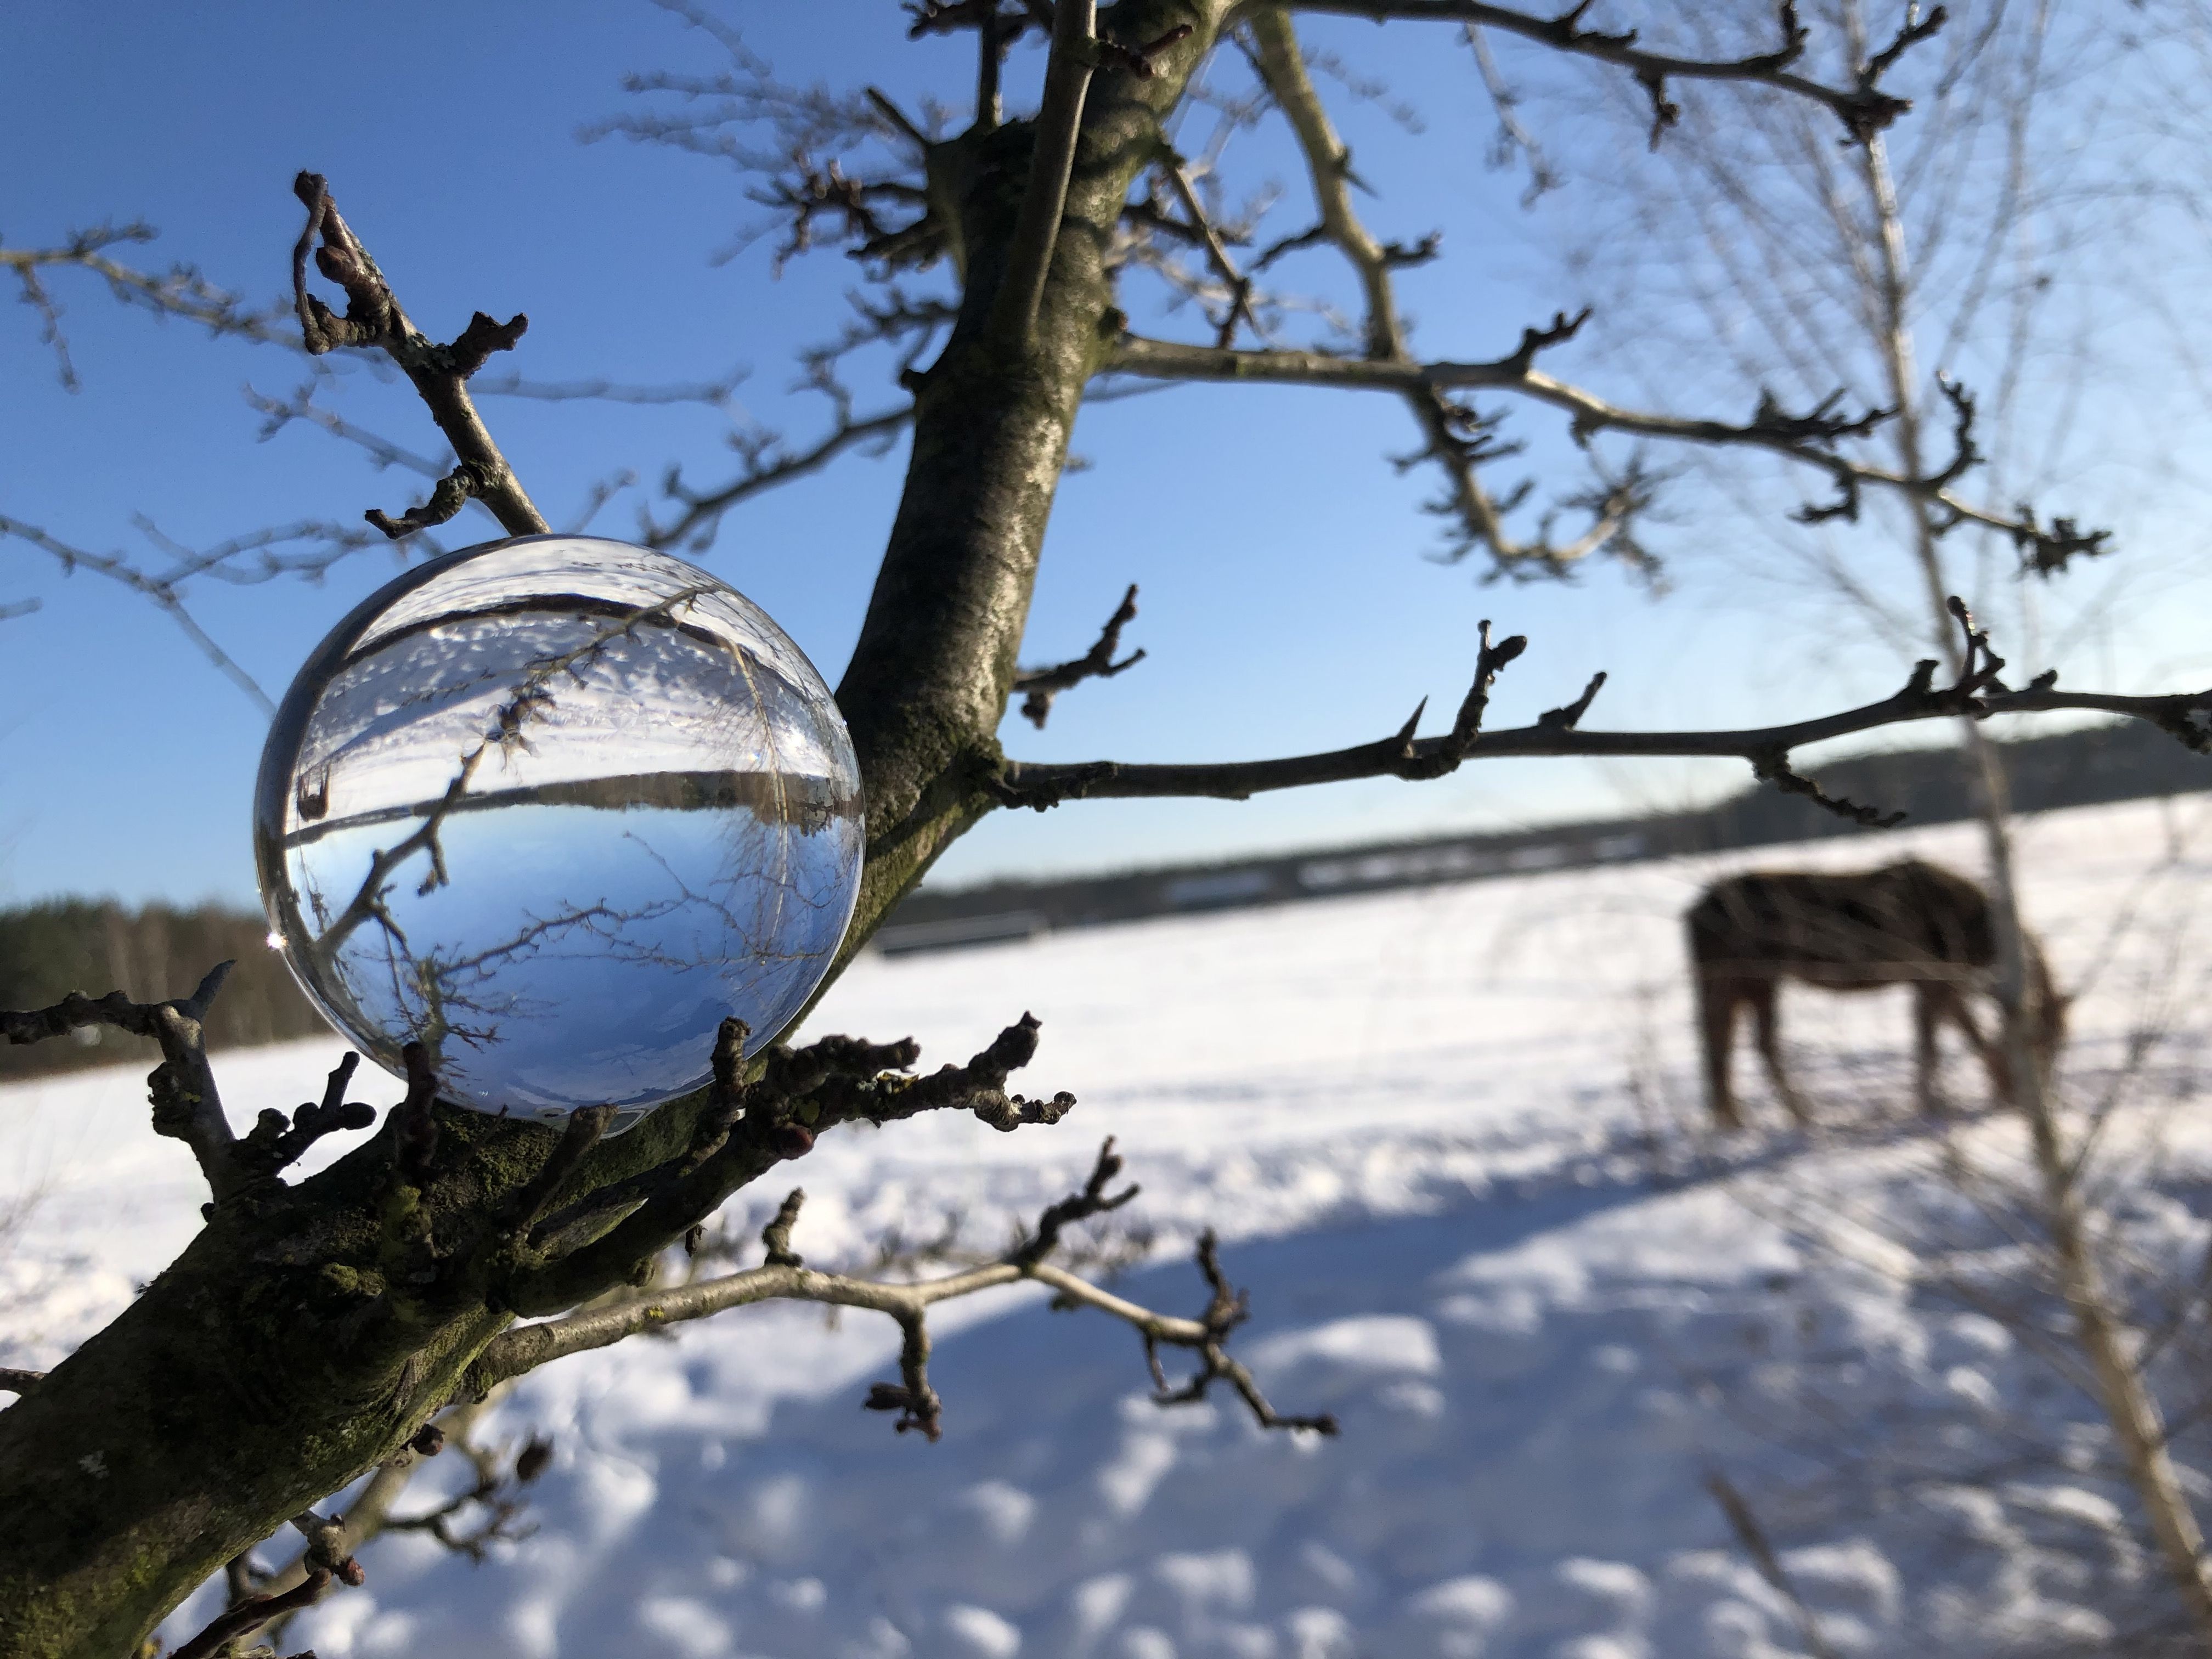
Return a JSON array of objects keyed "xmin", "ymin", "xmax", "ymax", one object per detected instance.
[{"xmin": 9, "ymin": 793, "xmax": 2212, "ymax": 1656}]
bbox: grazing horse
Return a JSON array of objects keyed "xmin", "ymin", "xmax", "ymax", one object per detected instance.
[{"xmin": 1685, "ymin": 859, "xmax": 2065, "ymax": 1128}]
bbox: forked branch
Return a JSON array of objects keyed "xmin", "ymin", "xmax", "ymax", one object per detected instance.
[
  {"xmin": 1, "ymin": 962, "xmax": 255, "ymax": 1203},
  {"xmin": 507, "ymin": 1013, "xmax": 1077, "ymax": 1314},
  {"xmin": 1107, "ymin": 335, "xmax": 2102, "ymax": 574},
  {"xmin": 472, "ymin": 1139, "xmax": 1334, "ymax": 1443},
  {"xmin": 167, "ymin": 1511, "xmax": 363, "ymax": 1659},
  {"xmin": 289, "ymin": 172, "xmax": 549, "ymax": 539},
  {"xmin": 1012, "ymin": 583, "xmax": 1146, "ymax": 727},
  {"xmin": 1286, "ymin": 0, "xmax": 1938, "ymax": 144},
  {"xmin": 1246, "ymin": 13, "xmax": 1640, "ymax": 575}
]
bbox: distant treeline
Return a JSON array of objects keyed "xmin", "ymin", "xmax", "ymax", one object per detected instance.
[{"xmin": 0, "ymin": 901, "xmax": 328, "ymax": 1082}]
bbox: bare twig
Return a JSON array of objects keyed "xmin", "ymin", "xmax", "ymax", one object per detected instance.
[
  {"xmin": 1285, "ymin": 0, "xmax": 1931, "ymax": 144},
  {"xmin": 167, "ymin": 1567, "xmax": 333, "ymax": 1659},
  {"xmin": 0, "ymin": 516, "xmax": 276, "ymax": 713},
  {"xmin": 245, "ymin": 381, "xmax": 449, "ymax": 477},
  {"xmin": 1146, "ymin": 1229, "xmax": 1340, "ymax": 1434},
  {"xmin": 472, "ymin": 364, "xmax": 746, "ymax": 407},
  {"xmin": 2, "ymin": 222, "xmax": 296, "ymax": 390},
  {"xmin": 508, "ymin": 1014, "xmax": 1074, "ymax": 1314},
  {"xmin": 643, "ymin": 402, "xmax": 913, "ymax": 551},
  {"xmin": 1012, "ymin": 583, "xmax": 1146, "ymax": 727},
  {"xmin": 761, "ymin": 1188, "xmax": 806, "ymax": 1267},
  {"xmin": 1248, "ymin": 13, "xmax": 1637, "ymax": 575},
  {"xmin": 1466, "ymin": 25, "xmax": 1562, "ymax": 204},
  {"xmin": 2, "ymin": 963, "xmax": 251, "ymax": 1202},
  {"xmin": 1162, "ymin": 163, "xmax": 1260, "ymax": 347},
  {"xmin": 471, "ymin": 1141, "xmax": 1331, "ymax": 1445},
  {"xmin": 168, "ymin": 1511, "xmax": 362, "ymax": 1659},
  {"xmin": 1105, "ymin": 336, "xmax": 2093, "ymax": 570},
  {"xmin": 289, "ymin": 172, "xmax": 548, "ymax": 538},
  {"xmin": 236, "ymin": 1051, "xmax": 379, "ymax": 1178},
  {"xmin": 1706, "ymin": 1470, "xmax": 1842, "ymax": 1659}
]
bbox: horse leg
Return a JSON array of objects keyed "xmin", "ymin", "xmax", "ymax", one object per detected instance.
[
  {"xmin": 1954, "ymin": 995, "xmax": 2012, "ymax": 1106},
  {"xmin": 1698, "ymin": 974, "xmax": 1746, "ymax": 1129},
  {"xmin": 1914, "ymin": 984, "xmax": 1944, "ymax": 1117},
  {"xmin": 1751, "ymin": 983, "xmax": 1810, "ymax": 1127}
]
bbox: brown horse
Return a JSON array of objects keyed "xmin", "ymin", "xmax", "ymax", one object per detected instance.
[{"xmin": 1685, "ymin": 859, "xmax": 2066, "ymax": 1128}]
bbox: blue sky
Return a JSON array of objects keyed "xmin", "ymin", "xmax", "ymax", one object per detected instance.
[{"xmin": 5, "ymin": 2, "xmax": 2209, "ymax": 909}]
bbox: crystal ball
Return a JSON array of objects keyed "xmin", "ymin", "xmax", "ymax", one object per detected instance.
[{"xmin": 253, "ymin": 535, "xmax": 864, "ymax": 1129}]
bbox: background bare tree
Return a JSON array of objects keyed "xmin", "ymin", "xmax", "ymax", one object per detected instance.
[
  {"xmin": 1474, "ymin": 3, "xmax": 2212, "ymax": 1641},
  {"xmin": 8, "ymin": 4, "xmax": 2212, "ymax": 1656}
]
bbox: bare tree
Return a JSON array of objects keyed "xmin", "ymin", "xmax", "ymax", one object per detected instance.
[
  {"xmin": 7, "ymin": 5, "xmax": 2212, "ymax": 1656},
  {"xmin": 1498, "ymin": 2, "xmax": 2212, "ymax": 1643}
]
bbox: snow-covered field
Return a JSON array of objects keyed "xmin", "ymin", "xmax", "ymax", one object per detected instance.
[{"xmin": 10, "ymin": 794, "xmax": 2212, "ymax": 1658}]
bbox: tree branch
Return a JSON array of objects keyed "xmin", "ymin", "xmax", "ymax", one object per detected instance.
[
  {"xmin": 989, "ymin": 0, "xmax": 1098, "ymax": 345},
  {"xmin": 235, "ymin": 1050, "xmax": 379, "ymax": 1179},
  {"xmin": 1011, "ymin": 583, "xmax": 1146, "ymax": 727},
  {"xmin": 1284, "ymin": 0, "xmax": 1936, "ymax": 144},
  {"xmin": 0, "ymin": 515, "xmax": 277, "ymax": 713},
  {"xmin": 1247, "ymin": 12, "xmax": 1634, "ymax": 575},
  {"xmin": 642, "ymin": 402, "xmax": 915, "ymax": 551},
  {"xmin": 289, "ymin": 172, "xmax": 549, "ymax": 539},
  {"xmin": 505, "ymin": 1014, "xmax": 1076, "ymax": 1317},
  {"xmin": 471, "ymin": 1139, "xmax": 1333, "ymax": 1442},
  {"xmin": 1, "ymin": 222, "xmax": 297, "ymax": 391},
  {"xmin": 1, "ymin": 962, "xmax": 258, "ymax": 1202},
  {"xmin": 245, "ymin": 380, "xmax": 450, "ymax": 477},
  {"xmin": 1105, "ymin": 335, "xmax": 2098, "ymax": 572},
  {"xmin": 168, "ymin": 1511, "xmax": 363, "ymax": 1659},
  {"xmin": 995, "ymin": 603, "xmax": 2212, "ymax": 819},
  {"xmin": 1161, "ymin": 161, "xmax": 1260, "ymax": 347}
]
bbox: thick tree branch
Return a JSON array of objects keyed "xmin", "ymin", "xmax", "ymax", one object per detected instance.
[
  {"xmin": 472, "ymin": 1140, "xmax": 1331, "ymax": 1442},
  {"xmin": 1011, "ymin": 583, "xmax": 1146, "ymax": 727},
  {"xmin": 289, "ymin": 172, "xmax": 549, "ymax": 539}
]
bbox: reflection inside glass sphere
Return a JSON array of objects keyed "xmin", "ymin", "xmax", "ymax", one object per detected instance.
[{"xmin": 254, "ymin": 535, "xmax": 864, "ymax": 1129}]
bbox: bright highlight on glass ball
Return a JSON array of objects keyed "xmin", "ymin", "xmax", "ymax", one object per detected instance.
[{"xmin": 253, "ymin": 535, "xmax": 864, "ymax": 1130}]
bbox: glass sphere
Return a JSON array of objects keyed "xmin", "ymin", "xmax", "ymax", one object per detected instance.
[{"xmin": 253, "ymin": 534, "xmax": 864, "ymax": 1130}]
